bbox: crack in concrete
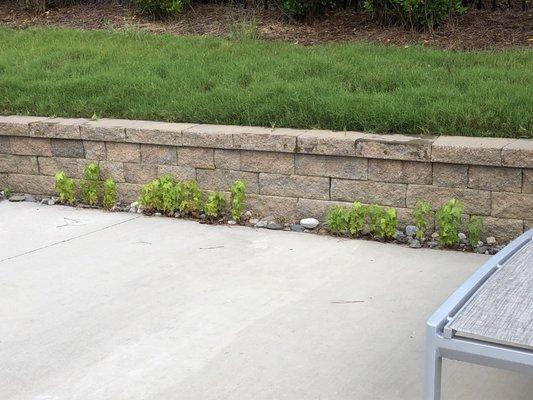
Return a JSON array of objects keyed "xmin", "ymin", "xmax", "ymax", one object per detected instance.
[{"xmin": 0, "ymin": 215, "xmax": 141, "ymax": 263}]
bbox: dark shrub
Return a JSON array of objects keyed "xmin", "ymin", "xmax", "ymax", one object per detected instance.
[
  {"xmin": 364, "ymin": 0, "xmax": 466, "ymax": 30},
  {"xmin": 135, "ymin": 0, "xmax": 183, "ymax": 18}
]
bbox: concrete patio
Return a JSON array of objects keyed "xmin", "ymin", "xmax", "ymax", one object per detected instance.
[{"xmin": 0, "ymin": 201, "xmax": 531, "ymax": 400}]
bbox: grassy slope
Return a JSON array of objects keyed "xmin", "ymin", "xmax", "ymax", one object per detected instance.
[{"xmin": 0, "ymin": 27, "xmax": 531, "ymax": 138}]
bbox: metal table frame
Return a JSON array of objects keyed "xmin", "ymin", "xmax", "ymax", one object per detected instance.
[{"xmin": 424, "ymin": 229, "xmax": 533, "ymax": 400}]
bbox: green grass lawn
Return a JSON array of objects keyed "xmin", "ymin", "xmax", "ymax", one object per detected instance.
[{"xmin": 0, "ymin": 27, "xmax": 531, "ymax": 138}]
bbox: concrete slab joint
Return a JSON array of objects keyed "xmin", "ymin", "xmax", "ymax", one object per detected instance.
[{"xmin": 0, "ymin": 115, "xmax": 531, "ymax": 242}]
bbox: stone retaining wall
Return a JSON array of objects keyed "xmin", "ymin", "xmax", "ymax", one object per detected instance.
[{"xmin": 1, "ymin": 116, "xmax": 531, "ymax": 242}]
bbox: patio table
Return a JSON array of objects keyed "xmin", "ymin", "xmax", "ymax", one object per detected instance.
[{"xmin": 425, "ymin": 229, "xmax": 533, "ymax": 400}]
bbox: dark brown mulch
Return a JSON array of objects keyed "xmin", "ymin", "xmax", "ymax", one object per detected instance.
[{"xmin": 1, "ymin": 1, "xmax": 532, "ymax": 50}]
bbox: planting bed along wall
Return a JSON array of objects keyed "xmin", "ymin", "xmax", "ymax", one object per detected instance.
[{"xmin": 0, "ymin": 115, "xmax": 531, "ymax": 243}]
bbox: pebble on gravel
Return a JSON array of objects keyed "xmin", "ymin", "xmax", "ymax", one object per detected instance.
[
  {"xmin": 228, "ymin": 220, "xmax": 237, "ymax": 225},
  {"xmin": 300, "ymin": 218, "xmax": 319, "ymax": 229},
  {"xmin": 486, "ymin": 236, "xmax": 496, "ymax": 245},
  {"xmin": 249, "ymin": 218, "xmax": 259, "ymax": 225},
  {"xmin": 408, "ymin": 237, "xmax": 422, "ymax": 248},
  {"xmin": 8, "ymin": 195, "xmax": 26, "ymax": 202},
  {"xmin": 395, "ymin": 230, "xmax": 407, "ymax": 243},
  {"xmin": 290, "ymin": 223, "xmax": 305, "ymax": 232},
  {"xmin": 405, "ymin": 225, "xmax": 418, "ymax": 237}
]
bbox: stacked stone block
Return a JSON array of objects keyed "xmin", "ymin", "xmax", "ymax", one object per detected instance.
[{"xmin": 0, "ymin": 115, "xmax": 531, "ymax": 242}]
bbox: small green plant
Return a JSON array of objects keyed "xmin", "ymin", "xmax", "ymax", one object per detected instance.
[
  {"xmin": 159, "ymin": 174, "xmax": 178, "ymax": 215},
  {"xmin": 379, "ymin": 208, "xmax": 398, "ymax": 239},
  {"xmin": 103, "ymin": 178, "xmax": 117, "ymax": 210},
  {"xmin": 205, "ymin": 191, "xmax": 227, "ymax": 218},
  {"xmin": 413, "ymin": 200, "xmax": 432, "ymax": 239},
  {"xmin": 139, "ymin": 178, "xmax": 161, "ymax": 212},
  {"xmin": 229, "ymin": 15, "xmax": 260, "ymax": 41},
  {"xmin": 230, "ymin": 180, "xmax": 247, "ymax": 221},
  {"xmin": 436, "ymin": 198, "xmax": 463, "ymax": 246},
  {"xmin": 348, "ymin": 201, "xmax": 367, "ymax": 236},
  {"xmin": 467, "ymin": 215, "xmax": 484, "ymax": 247},
  {"xmin": 54, "ymin": 171, "xmax": 76, "ymax": 205},
  {"xmin": 2, "ymin": 187, "xmax": 12, "ymax": 198},
  {"xmin": 367, "ymin": 204, "xmax": 384, "ymax": 236},
  {"xmin": 326, "ymin": 206, "xmax": 351, "ymax": 235},
  {"xmin": 81, "ymin": 162, "xmax": 100, "ymax": 206},
  {"xmin": 366, "ymin": 205, "xmax": 397, "ymax": 239},
  {"xmin": 176, "ymin": 180, "xmax": 204, "ymax": 215}
]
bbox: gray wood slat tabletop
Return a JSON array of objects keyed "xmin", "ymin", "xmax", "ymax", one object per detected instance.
[{"xmin": 448, "ymin": 240, "xmax": 533, "ymax": 350}]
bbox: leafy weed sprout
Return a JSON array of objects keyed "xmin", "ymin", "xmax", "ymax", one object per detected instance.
[
  {"xmin": 348, "ymin": 201, "xmax": 366, "ymax": 236},
  {"xmin": 230, "ymin": 180, "xmax": 246, "ymax": 221},
  {"xmin": 326, "ymin": 206, "xmax": 351, "ymax": 235},
  {"xmin": 177, "ymin": 180, "xmax": 204, "ymax": 215},
  {"xmin": 81, "ymin": 162, "xmax": 101, "ymax": 206},
  {"xmin": 467, "ymin": 215, "xmax": 484, "ymax": 247},
  {"xmin": 413, "ymin": 200, "xmax": 432, "ymax": 239},
  {"xmin": 55, "ymin": 171, "xmax": 76, "ymax": 205},
  {"xmin": 436, "ymin": 198, "xmax": 463, "ymax": 246},
  {"xmin": 103, "ymin": 178, "xmax": 117, "ymax": 209},
  {"xmin": 205, "ymin": 191, "xmax": 227, "ymax": 218}
]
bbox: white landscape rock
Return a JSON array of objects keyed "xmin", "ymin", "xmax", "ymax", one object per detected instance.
[{"xmin": 300, "ymin": 218, "xmax": 319, "ymax": 229}]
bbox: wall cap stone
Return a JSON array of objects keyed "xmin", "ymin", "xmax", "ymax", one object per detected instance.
[{"xmin": 0, "ymin": 116, "xmax": 531, "ymax": 166}]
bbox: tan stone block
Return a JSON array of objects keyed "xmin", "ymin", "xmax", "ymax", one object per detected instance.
[
  {"xmin": 182, "ymin": 124, "xmax": 234, "ymax": 149},
  {"xmin": 50, "ymin": 139, "xmax": 85, "ymax": 159},
  {"xmin": 259, "ymin": 173, "xmax": 329, "ymax": 200},
  {"xmin": 123, "ymin": 163, "xmax": 158, "ymax": 184},
  {"xmin": 7, "ymin": 174, "xmax": 55, "ymax": 196},
  {"xmin": 502, "ymin": 139, "xmax": 533, "ymax": 168},
  {"xmin": 524, "ymin": 220, "xmax": 533, "ymax": 232},
  {"xmin": 368, "ymin": 159, "xmax": 431, "ymax": 184},
  {"xmin": 331, "ymin": 179, "xmax": 406, "ymax": 207},
  {"xmin": 197, "ymin": 169, "xmax": 259, "ymax": 193},
  {"xmin": 241, "ymin": 151, "xmax": 294, "ymax": 174},
  {"xmin": 481, "ymin": 217, "xmax": 524, "ymax": 244},
  {"xmin": 29, "ymin": 117, "xmax": 88, "ymax": 139},
  {"xmin": 106, "ymin": 142, "xmax": 140, "ymax": 163},
  {"xmin": 38, "ymin": 157, "xmax": 91, "ymax": 178},
  {"xmin": 432, "ymin": 163, "xmax": 468, "ymax": 188},
  {"xmin": 140, "ymin": 144, "xmax": 177, "ymax": 165},
  {"xmin": 157, "ymin": 165, "xmax": 196, "ymax": 181},
  {"xmin": 0, "ymin": 172, "xmax": 7, "ymax": 188},
  {"xmin": 468, "ymin": 165, "xmax": 522, "ymax": 193},
  {"xmin": 178, "ymin": 147, "xmax": 214, "ymax": 168},
  {"xmin": 80, "ymin": 119, "xmax": 130, "ymax": 141},
  {"xmin": 11, "ymin": 137, "xmax": 52, "ymax": 157},
  {"xmin": 233, "ymin": 127, "xmax": 302, "ymax": 153},
  {"xmin": 0, "ymin": 115, "xmax": 48, "ymax": 136},
  {"xmin": 523, "ymin": 169, "xmax": 532, "ymax": 194},
  {"xmin": 296, "ymin": 198, "xmax": 352, "ymax": 220},
  {"xmin": 295, "ymin": 154, "xmax": 367, "ymax": 180},
  {"xmin": 297, "ymin": 130, "xmax": 365, "ymax": 156},
  {"xmin": 0, "ymin": 154, "xmax": 39, "ymax": 174},
  {"xmin": 406, "ymin": 185, "xmax": 491, "ymax": 215},
  {"xmin": 116, "ymin": 182, "xmax": 143, "ymax": 203},
  {"xmin": 432, "ymin": 136, "xmax": 512, "ymax": 166},
  {"xmin": 214, "ymin": 149, "xmax": 240, "ymax": 170},
  {"xmin": 0, "ymin": 137, "xmax": 11, "ymax": 154},
  {"xmin": 356, "ymin": 134, "xmax": 433, "ymax": 161},
  {"xmin": 83, "ymin": 141, "xmax": 106, "ymax": 160},
  {"xmin": 245, "ymin": 194, "xmax": 298, "ymax": 219},
  {"xmin": 99, "ymin": 161, "xmax": 125, "ymax": 182},
  {"xmin": 491, "ymin": 192, "xmax": 533, "ymax": 220},
  {"xmin": 125, "ymin": 121, "xmax": 194, "ymax": 146}
]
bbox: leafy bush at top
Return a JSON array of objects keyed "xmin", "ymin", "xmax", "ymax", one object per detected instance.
[
  {"xmin": 81, "ymin": 162, "xmax": 101, "ymax": 206},
  {"xmin": 279, "ymin": 0, "xmax": 332, "ymax": 20},
  {"xmin": 413, "ymin": 200, "xmax": 432, "ymax": 239},
  {"xmin": 55, "ymin": 171, "xmax": 76, "ymax": 205},
  {"xmin": 103, "ymin": 178, "xmax": 117, "ymax": 210},
  {"xmin": 230, "ymin": 180, "xmax": 247, "ymax": 221},
  {"xmin": 176, "ymin": 180, "xmax": 204, "ymax": 215},
  {"xmin": 205, "ymin": 191, "xmax": 227, "ymax": 218},
  {"xmin": 436, "ymin": 198, "xmax": 463, "ymax": 246},
  {"xmin": 467, "ymin": 215, "xmax": 484, "ymax": 247},
  {"xmin": 364, "ymin": 0, "xmax": 466, "ymax": 30},
  {"xmin": 136, "ymin": 0, "xmax": 182, "ymax": 19},
  {"xmin": 348, "ymin": 201, "xmax": 366, "ymax": 236},
  {"xmin": 326, "ymin": 206, "xmax": 351, "ymax": 235}
]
